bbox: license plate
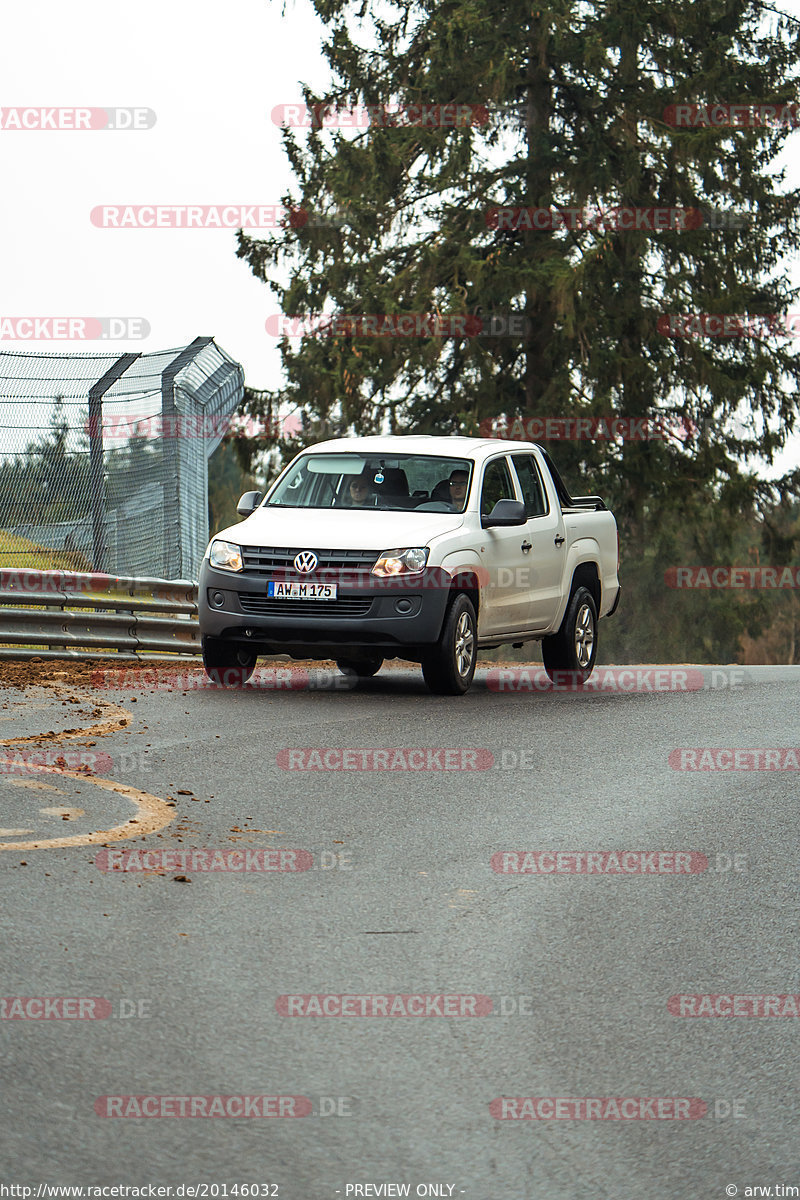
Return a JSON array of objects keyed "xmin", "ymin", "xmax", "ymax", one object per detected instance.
[{"xmin": 267, "ymin": 581, "xmax": 337, "ymax": 600}]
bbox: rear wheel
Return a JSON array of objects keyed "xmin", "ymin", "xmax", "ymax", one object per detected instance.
[
  {"xmin": 201, "ymin": 636, "xmax": 257, "ymax": 686},
  {"xmin": 336, "ymin": 656, "xmax": 383, "ymax": 678},
  {"xmin": 541, "ymin": 586, "xmax": 597, "ymax": 683},
  {"xmin": 422, "ymin": 593, "xmax": 477, "ymax": 695}
]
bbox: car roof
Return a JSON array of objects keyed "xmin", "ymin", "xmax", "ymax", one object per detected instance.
[{"xmin": 298, "ymin": 435, "xmax": 538, "ymax": 459}]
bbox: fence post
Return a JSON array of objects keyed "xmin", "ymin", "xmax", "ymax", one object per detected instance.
[
  {"xmin": 87, "ymin": 353, "xmax": 140, "ymax": 573},
  {"xmin": 161, "ymin": 337, "xmax": 213, "ymax": 579}
]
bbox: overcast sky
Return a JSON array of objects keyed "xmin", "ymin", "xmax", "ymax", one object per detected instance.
[
  {"xmin": 0, "ymin": 0, "xmax": 328, "ymax": 392},
  {"xmin": 1, "ymin": 0, "xmax": 798, "ymax": 477}
]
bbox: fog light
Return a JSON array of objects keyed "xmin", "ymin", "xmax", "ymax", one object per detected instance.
[
  {"xmin": 395, "ymin": 598, "xmax": 413, "ymax": 614},
  {"xmin": 212, "ymin": 591, "xmax": 225, "ymax": 608}
]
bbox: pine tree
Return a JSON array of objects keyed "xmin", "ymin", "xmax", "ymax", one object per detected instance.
[{"xmin": 238, "ymin": 0, "xmax": 800, "ymax": 661}]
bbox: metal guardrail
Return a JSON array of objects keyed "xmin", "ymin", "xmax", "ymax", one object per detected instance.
[{"xmin": 0, "ymin": 569, "xmax": 201, "ymax": 661}]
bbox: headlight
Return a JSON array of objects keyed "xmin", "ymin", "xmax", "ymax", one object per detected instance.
[
  {"xmin": 372, "ymin": 547, "xmax": 429, "ymax": 577},
  {"xmin": 209, "ymin": 539, "xmax": 243, "ymax": 572}
]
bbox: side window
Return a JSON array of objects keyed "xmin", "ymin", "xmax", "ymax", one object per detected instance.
[
  {"xmin": 511, "ymin": 454, "xmax": 548, "ymax": 517},
  {"xmin": 480, "ymin": 457, "xmax": 515, "ymax": 516}
]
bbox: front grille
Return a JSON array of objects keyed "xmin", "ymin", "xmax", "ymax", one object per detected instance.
[
  {"xmin": 239, "ymin": 594, "xmax": 374, "ymax": 618},
  {"xmin": 241, "ymin": 546, "xmax": 379, "ymax": 574}
]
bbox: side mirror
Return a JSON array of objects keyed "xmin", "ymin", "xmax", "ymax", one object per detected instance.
[
  {"xmin": 236, "ymin": 491, "xmax": 263, "ymax": 517},
  {"xmin": 481, "ymin": 499, "xmax": 526, "ymax": 528}
]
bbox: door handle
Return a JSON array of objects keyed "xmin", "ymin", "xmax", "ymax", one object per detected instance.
[
  {"xmin": 554, "ymin": 535, "xmax": 565, "ymax": 547},
  {"xmin": 521, "ymin": 541, "xmax": 532, "ymax": 553}
]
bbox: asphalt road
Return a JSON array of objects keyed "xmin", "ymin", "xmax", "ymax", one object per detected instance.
[{"xmin": 1, "ymin": 661, "xmax": 799, "ymax": 1199}]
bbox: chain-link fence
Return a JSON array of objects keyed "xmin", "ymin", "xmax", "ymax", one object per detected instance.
[{"xmin": 0, "ymin": 337, "xmax": 244, "ymax": 580}]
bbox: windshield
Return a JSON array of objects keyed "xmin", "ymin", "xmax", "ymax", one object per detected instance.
[{"xmin": 266, "ymin": 453, "xmax": 474, "ymax": 513}]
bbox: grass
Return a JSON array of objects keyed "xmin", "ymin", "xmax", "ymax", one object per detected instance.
[{"xmin": 0, "ymin": 532, "xmax": 93, "ymax": 574}]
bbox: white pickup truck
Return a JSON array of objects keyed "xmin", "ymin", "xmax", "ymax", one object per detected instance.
[{"xmin": 198, "ymin": 435, "xmax": 620, "ymax": 694}]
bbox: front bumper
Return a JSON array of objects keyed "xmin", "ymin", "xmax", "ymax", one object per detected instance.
[{"xmin": 198, "ymin": 560, "xmax": 452, "ymax": 658}]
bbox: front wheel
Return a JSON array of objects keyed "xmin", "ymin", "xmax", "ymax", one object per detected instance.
[
  {"xmin": 541, "ymin": 586, "xmax": 598, "ymax": 683},
  {"xmin": 201, "ymin": 636, "xmax": 257, "ymax": 686},
  {"xmin": 421, "ymin": 593, "xmax": 477, "ymax": 695}
]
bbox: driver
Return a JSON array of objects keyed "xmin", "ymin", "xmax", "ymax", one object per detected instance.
[
  {"xmin": 447, "ymin": 469, "xmax": 468, "ymax": 509},
  {"xmin": 343, "ymin": 474, "xmax": 373, "ymax": 506}
]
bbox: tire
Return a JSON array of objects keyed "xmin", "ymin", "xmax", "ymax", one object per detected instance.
[
  {"xmin": 421, "ymin": 593, "xmax": 477, "ymax": 695},
  {"xmin": 336, "ymin": 656, "xmax": 383, "ymax": 678},
  {"xmin": 201, "ymin": 636, "xmax": 257, "ymax": 686},
  {"xmin": 541, "ymin": 586, "xmax": 598, "ymax": 684}
]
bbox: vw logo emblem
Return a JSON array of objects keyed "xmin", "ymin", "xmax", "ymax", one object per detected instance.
[{"xmin": 294, "ymin": 550, "xmax": 318, "ymax": 573}]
